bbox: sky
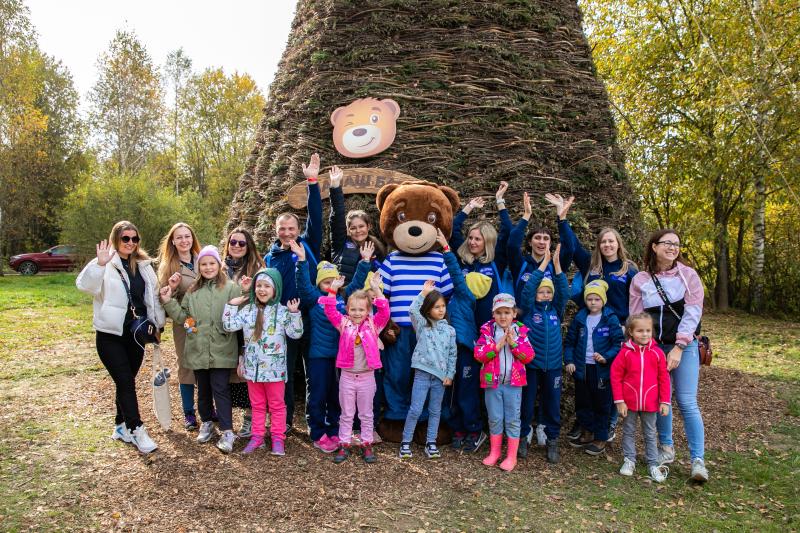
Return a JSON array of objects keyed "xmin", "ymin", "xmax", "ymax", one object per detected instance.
[{"xmin": 26, "ymin": 0, "xmax": 298, "ymax": 108}]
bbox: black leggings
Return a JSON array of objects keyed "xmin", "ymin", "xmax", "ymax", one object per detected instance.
[
  {"xmin": 96, "ymin": 330, "xmax": 145, "ymax": 430},
  {"xmin": 195, "ymin": 369, "xmax": 233, "ymax": 431}
]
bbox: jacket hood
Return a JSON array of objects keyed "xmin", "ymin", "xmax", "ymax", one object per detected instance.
[
  {"xmin": 251, "ymin": 267, "xmax": 283, "ymax": 305},
  {"xmin": 622, "ymin": 338, "xmax": 658, "ymax": 352}
]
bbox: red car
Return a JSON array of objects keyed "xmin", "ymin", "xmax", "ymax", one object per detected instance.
[{"xmin": 9, "ymin": 245, "xmax": 78, "ymax": 275}]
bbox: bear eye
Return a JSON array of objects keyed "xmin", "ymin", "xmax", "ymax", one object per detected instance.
[
  {"xmin": 427, "ymin": 212, "xmax": 437, "ymax": 224},
  {"xmin": 370, "ymin": 114, "xmax": 379, "ymax": 124},
  {"xmin": 397, "ymin": 211, "xmax": 407, "ymax": 223}
]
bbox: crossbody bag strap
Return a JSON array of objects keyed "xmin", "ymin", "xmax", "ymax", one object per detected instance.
[
  {"xmin": 650, "ymin": 273, "xmax": 682, "ymax": 321},
  {"xmin": 112, "ymin": 264, "xmax": 140, "ymax": 319}
]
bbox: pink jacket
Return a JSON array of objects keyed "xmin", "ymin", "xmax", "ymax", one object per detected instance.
[
  {"xmin": 319, "ymin": 295, "xmax": 390, "ymax": 371},
  {"xmin": 610, "ymin": 339, "xmax": 671, "ymax": 412},
  {"xmin": 474, "ymin": 320, "xmax": 535, "ymax": 389}
]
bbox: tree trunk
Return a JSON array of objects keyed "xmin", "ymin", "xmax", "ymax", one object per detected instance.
[
  {"xmin": 750, "ymin": 171, "xmax": 766, "ymax": 312},
  {"xmin": 733, "ymin": 213, "xmax": 746, "ymax": 302},
  {"xmin": 713, "ymin": 182, "xmax": 730, "ymax": 310}
]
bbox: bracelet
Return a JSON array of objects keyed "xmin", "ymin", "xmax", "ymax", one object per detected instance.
[
  {"xmin": 327, "ymin": 288, "xmax": 337, "ymax": 295},
  {"xmin": 496, "ymin": 199, "xmax": 506, "ymax": 205},
  {"xmin": 442, "ymin": 245, "xmax": 450, "ymax": 253}
]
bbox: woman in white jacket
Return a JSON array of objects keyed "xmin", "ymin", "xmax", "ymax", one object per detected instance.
[{"xmin": 76, "ymin": 221, "xmax": 166, "ymax": 453}]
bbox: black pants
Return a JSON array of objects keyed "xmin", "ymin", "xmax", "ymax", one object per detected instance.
[
  {"xmin": 96, "ymin": 330, "xmax": 144, "ymax": 430},
  {"xmin": 285, "ymin": 334, "xmax": 308, "ymax": 429},
  {"xmin": 195, "ymin": 369, "xmax": 233, "ymax": 431}
]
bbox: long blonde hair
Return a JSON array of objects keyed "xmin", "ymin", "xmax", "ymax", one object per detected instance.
[
  {"xmin": 457, "ymin": 221, "xmax": 497, "ymax": 266},
  {"xmin": 157, "ymin": 222, "xmax": 201, "ymax": 287},
  {"xmin": 109, "ymin": 221, "xmax": 150, "ymax": 276},
  {"xmin": 587, "ymin": 227, "xmax": 636, "ymax": 280}
]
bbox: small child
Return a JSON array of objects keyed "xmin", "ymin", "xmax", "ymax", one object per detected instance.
[
  {"xmin": 160, "ymin": 245, "xmax": 241, "ymax": 453},
  {"xmin": 475, "ymin": 293, "xmax": 535, "ymax": 472},
  {"xmin": 399, "ymin": 279, "xmax": 457, "ymax": 459},
  {"xmin": 611, "ymin": 313, "xmax": 671, "ymax": 482},
  {"xmin": 564, "ymin": 279, "xmax": 624, "ymax": 456},
  {"xmin": 320, "ymin": 274, "xmax": 390, "ymax": 464},
  {"xmin": 222, "ymin": 268, "xmax": 303, "ymax": 456}
]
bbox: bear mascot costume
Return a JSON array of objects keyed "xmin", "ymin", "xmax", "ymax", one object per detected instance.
[{"xmin": 375, "ymin": 180, "xmax": 460, "ymax": 442}]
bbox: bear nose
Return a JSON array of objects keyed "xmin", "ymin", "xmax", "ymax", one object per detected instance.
[
  {"xmin": 352, "ymin": 128, "xmax": 367, "ymax": 137},
  {"xmin": 408, "ymin": 226, "xmax": 422, "ymax": 237}
]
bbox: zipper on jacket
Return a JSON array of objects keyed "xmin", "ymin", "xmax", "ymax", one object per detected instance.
[{"xmin": 639, "ymin": 345, "xmax": 645, "ymax": 411}]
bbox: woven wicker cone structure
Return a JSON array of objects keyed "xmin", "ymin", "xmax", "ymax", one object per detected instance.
[{"xmin": 226, "ymin": 0, "xmax": 642, "ymax": 251}]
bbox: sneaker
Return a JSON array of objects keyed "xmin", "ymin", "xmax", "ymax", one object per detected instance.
[
  {"xmin": 271, "ymin": 438, "xmax": 286, "ymax": 456},
  {"xmin": 517, "ymin": 437, "xmax": 529, "ymax": 459},
  {"xmin": 570, "ymin": 430, "xmax": 594, "ymax": 448},
  {"xmin": 535, "ymin": 424, "xmax": 547, "ymax": 447},
  {"xmin": 658, "ymin": 444, "xmax": 675, "ymax": 465},
  {"xmin": 184, "ymin": 413, "xmax": 198, "ymax": 431},
  {"xmin": 197, "ymin": 421, "xmax": 215, "ymax": 443},
  {"xmin": 362, "ymin": 443, "xmax": 376, "ymax": 463},
  {"xmin": 566, "ymin": 421, "xmax": 581, "ymax": 441},
  {"xmin": 424, "ymin": 442, "xmax": 441, "ymax": 459},
  {"xmin": 398, "ymin": 442, "xmax": 413, "ymax": 459},
  {"xmin": 649, "ymin": 464, "xmax": 669, "ymax": 483},
  {"xmin": 585, "ymin": 442, "xmax": 607, "ymax": 456},
  {"xmin": 237, "ymin": 415, "xmax": 252, "ymax": 438},
  {"xmin": 351, "ymin": 432, "xmax": 362, "ymax": 446},
  {"xmin": 111, "ymin": 423, "xmax": 133, "ymax": 444},
  {"xmin": 462, "ymin": 431, "xmax": 487, "ymax": 453},
  {"xmin": 241, "ymin": 436, "xmax": 265, "ymax": 455},
  {"xmin": 328, "ymin": 435, "xmax": 341, "ymax": 446},
  {"xmin": 130, "ymin": 425, "xmax": 158, "ymax": 454},
  {"xmin": 451, "ymin": 432, "xmax": 467, "ymax": 450},
  {"xmin": 371, "ymin": 431, "xmax": 382, "ymax": 444},
  {"xmin": 690, "ymin": 458, "xmax": 709, "ymax": 482},
  {"xmin": 546, "ymin": 439, "xmax": 560, "ymax": 464},
  {"xmin": 216, "ymin": 430, "xmax": 236, "ymax": 454},
  {"xmin": 313, "ymin": 435, "xmax": 338, "ymax": 454},
  {"xmin": 619, "ymin": 457, "xmax": 636, "ymax": 476},
  {"xmin": 333, "ymin": 444, "xmax": 351, "ymax": 464}
]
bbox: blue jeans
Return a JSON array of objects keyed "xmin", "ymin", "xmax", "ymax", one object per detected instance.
[
  {"xmin": 179, "ymin": 384, "xmax": 195, "ymax": 415},
  {"xmin": 382, "ymin": 326, "xmax": 417, "ymax": 420},
  {"xmin": 657, "ymin": 340, "xmax": 705, "ymax": 460},
  {"xmin": 485, "ymin": 383, "xmax": 522, "ymax": 438},
  {"xmin": 402, "ymin": 370, "xmax": 445, "ymax": 443},
  {"xmin": 521, "ymin": 367, "xmax": 562, "ymax": 440}
]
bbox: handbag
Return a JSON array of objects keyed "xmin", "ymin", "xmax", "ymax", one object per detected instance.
[
  {"xmin": 151, "ymin": 344, "xmax": 172, "ymax": 430},
  {"xmin": 113, "ymin": 265, "xmax": 160, "ymax": 348},
  {"xmin": 650, "ymin": 274, "xmax": 712, "ymax": 366}
]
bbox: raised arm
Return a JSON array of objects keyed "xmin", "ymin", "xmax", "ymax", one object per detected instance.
[
  {"xmin": 318, "ymin": 294, "xmax": 345, "ymax": 331},
  {"xmin": 372, "ymin": 294, "xmax": 391, "ymax": 331},
  {"xmin": 300, "ymin": 153, "xmax": 323, "ymax": 259},
  {"xmin": 282, "ymin": 303, "xmax": 304, "ymax": 340},
  {"xmin": 328, "ymin": 166, "xmax": 347, "ymax": 256}
]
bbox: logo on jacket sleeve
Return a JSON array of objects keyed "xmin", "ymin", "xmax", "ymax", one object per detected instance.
[{"xmin": 345, "ymin": 241, "xmax": 356, "ymax": 249}]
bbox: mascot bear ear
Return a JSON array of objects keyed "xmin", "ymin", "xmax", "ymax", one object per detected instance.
[
  {"xmin": 376, "ymin": 183, "xmax": 402, "ymax": 211},
  {"xmin": 381, "ymin": 99, "xmax": 401, "ymax": 120},
  {"xmin": 438, "ymin": 185, "xmax": 460, "ymax": 213},
  {"xmin": 330, "ymin": 106, "xmax": 347, "ymax": 127}
]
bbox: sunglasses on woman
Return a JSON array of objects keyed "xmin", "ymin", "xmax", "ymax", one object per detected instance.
[
  {"xmin": 229, "ymin": 239, "xmax": 247, "ymax": 248},
  {"xmin": 120, "ymin": 235, "xmax": 140, "ymax": 244}
]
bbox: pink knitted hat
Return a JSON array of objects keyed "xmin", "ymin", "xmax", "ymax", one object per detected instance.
[{"xmin": 196, "ymin": 245, "xmax": 221, "ymax": 265}]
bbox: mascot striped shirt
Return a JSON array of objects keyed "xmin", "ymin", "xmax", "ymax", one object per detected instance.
[{"xmin": 378, "ymin": 251, "xmax": 454, "ymax": 327}]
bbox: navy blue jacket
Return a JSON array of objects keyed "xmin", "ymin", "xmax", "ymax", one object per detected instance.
[
  {"xmin": 329, "ymin": 185, "xmax": 384, "ymax": 284},
  {"xmin": 507, "ymin": 217, "xmax": 574, "ymax": 299},
  {"xmin": 442, "ymin": 251, "xmax": 478, "ymax": 350},
  {"xmin": 563, "ymin": 306, "xmax": 624, "ymax": 381},
  {"xmin": 263, "ymin": 181, "xmax": 322, "ymax": 304},
  {"xmin": 295, "ymin": 259, "xmax": 369, "ymax": 359},
  {"xmin": 520, "ymin": 269, "xmax": 569, "ymax": 371}
]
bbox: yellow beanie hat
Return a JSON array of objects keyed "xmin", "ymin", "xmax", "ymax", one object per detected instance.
[
  {"xmin": 364, "ymin": 271, "xmax": 384, "ymax": 293},
  {"xmin": 465, "ymin": 272, "xmax": 492, "ymax": 299},
  {"xmin": 316, "ymin": 261, "xmax": 340, "ymax": 286},
  {"xmin": 537, "ymin": 277, "xmax": 555, "ymax": 293},
  {"xmin": 584, "ymin": 279, "xmax": 609, "ymax": 305}
]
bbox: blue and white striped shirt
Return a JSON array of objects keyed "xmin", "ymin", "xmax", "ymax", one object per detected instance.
[{"xmin": 379, "ymin": 251, "xmax": 454, "ymax": 327}]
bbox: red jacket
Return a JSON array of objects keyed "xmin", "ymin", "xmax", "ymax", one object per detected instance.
[{"xmin": 610, "ymin": 339, "xmax": 671, "ymax": 412}]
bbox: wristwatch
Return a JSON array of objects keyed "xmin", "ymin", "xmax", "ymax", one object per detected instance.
[{"xmin": 675, "ymin": 342, "xmax": 687, "ymax": 350}]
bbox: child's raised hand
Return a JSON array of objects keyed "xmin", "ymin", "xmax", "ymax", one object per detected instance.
[
  {"xmin": 302, "ymin": 153, "xmax": 320, "ymax": 179},
  {"xmin": 443, "ymin": 378, "xmax": 453, "ymax": 387},
  {"xmin": 167, "ymin": 272, "xmax": 182, "ymax": 290},
  {"xmin": 287, "ymin": 239, "xmax": 306, "ymax": 260},
  {"xmin": 159, "ymin": 285, "xmax": 172, "ymax": 303},
  {"xmin": 228, "ymin": 295, "xmax": 249, "ymax": 306},
  {"xmin": 435, "ymin": 228, "xmax": 449, "ymax": 250},
  {"xmin": 495, "ymin": 181, "xmax": 509, "ymax": 203},
  {"xmin": 544, "ymin": 193, "xmax": 574, "ymax": 221},
  {"xmin": 329, "ymin": 275, "xmax": 345, "ymax": 293},
  {"xmin": 239, "ymin": 275, "xmax": 253, "ymax": 293},
  {"xmin": 287, "ymin": 298, "xmax": 300, "ymax": 313},
  {"xmin": 96, "ymin": 239, "xmax": 116, "ymax": 266},
  {"xmin": 659, "ymin": 403, "xmax": 670, "ymax": 416},
  {"xmin": 369, "ymin": 272, "xmax": 383, "ymax": 292},
  {"xmin": 421, "ymin": 279, "xmax": 437, "ymax": 296},
  {"xmin": 552, "ymin": 243, "xmax": 562, "ymax": 273},
  {"xmin": 360, "ymin": 240, "xmax": 375, "ymax": 261},
  {"xmin": 329, "ymin": 165, "xmax": 343, "ymax": 188},
  {"xmin": 616, "ymin": 403, "xmax": 628, "ymax": 418},
  {"xmin": 464, "ymin": 196, "xmax": 485, "ymax": 214},
  {"xmin": 539, "ymin": 246, "xmax": 552, "ymax": 271},
  {"xmin": 566, "ymin": 363, "xmax": 576, "ymax": 375},
  {"xmin": 523, "ymin": 191, "xmax": 532, "ymax": 220}
]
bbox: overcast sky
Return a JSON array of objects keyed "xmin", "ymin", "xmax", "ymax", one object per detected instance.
[{"xmin": 27, "ymin": 0, "xmax": 297, "ymax": 108}]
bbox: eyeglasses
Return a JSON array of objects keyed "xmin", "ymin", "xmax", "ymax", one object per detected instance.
[
  {"xmin": 229, "ymin": 239, "xmax": 247, "ymax": 248},
  {"xmin": 120, "ymin": 235, "xmax": 140, "ymax": 244},
  {"xmin": 657, "ymin": 241, "xmax": 681, "ymax": 249}
]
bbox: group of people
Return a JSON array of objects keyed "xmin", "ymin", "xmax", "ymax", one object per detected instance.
[{"xmin": 77, "ymin": 153, "xmax": 709, "ymax": 483}]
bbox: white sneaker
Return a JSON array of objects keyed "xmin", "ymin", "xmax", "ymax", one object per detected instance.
[
  {"xmin": 197, "ymin": 421, "xmax": 215, "ymax": 443},
  {"xmin": 111, "ymin": 423, "xmax": 132, "ymax": 444},
  {"xmin": 535, "ymin": 424, "xmax": 547, "ymax": 447},
  {"xmin": 130, "ymin": 425, "xmax": 158, "ymax": 454},
  {"xmin": 216, "ymin": 430, "xmax": 236, "ymax": 454},
  {"xmin": 658, "ymin": 444, "xmax": 675, "ymax": 465},
  {"xmin": 649, "ymin": 464, "xmax": 669, "ymax": 483},
  {"xmin": 237, "ymin": 416, "xmax": 252, "ymax": 438},
  {"xmin": 619, "ymin": 457, "xmax": 636, "ymax": 476},
  {"xmin": 691, "ymin": 458, "xmax": 709, "ymax": 482}
]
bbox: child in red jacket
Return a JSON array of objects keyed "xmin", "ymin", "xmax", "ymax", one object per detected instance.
[{"xmin": 610, "ymin": 313, "xmax": 671, "ymax": 482}]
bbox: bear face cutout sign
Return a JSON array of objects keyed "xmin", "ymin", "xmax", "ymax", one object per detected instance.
[{"xmin": 330, "ymin": 98, "xmax": 401, "ymax": 158}]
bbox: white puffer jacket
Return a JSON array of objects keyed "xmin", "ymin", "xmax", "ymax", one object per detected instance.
[{"xmin": 76, "ymin": 254, "xmax": 166, "ymax": 336}]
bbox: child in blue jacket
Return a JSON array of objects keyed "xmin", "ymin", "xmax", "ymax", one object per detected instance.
[
  {"xmin": 519, "ymin": 244, "xmax": 568, "ymax": 463},
  {"xmin": 289, "ymin": 239, "xmax": 371, "ymax": 453},
  {"xmin": 564, "ymin": 280, "xmax": 624, "ymax": 456}
]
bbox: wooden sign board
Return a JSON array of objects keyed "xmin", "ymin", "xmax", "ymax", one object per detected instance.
[{"xmin": 286, "ymin": 168, "xmax": 415, "ymax": 209}]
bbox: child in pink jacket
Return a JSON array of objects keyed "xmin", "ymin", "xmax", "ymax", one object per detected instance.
[
  {"xmin": 610, "ymin": 313, "xmax": 671, "ymax": 482},
  {"xmin": 474, "ymin": 293, "xmax": 535, "ymax": 472},
  {"xmin": 320, "ymin": 273, "xmax": 389, "ymax": 464}
]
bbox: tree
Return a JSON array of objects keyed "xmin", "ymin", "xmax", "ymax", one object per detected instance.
[
  {"xmin": 164, "ymin": 48, "xmax": 192, "ymax": 194},
  {"xmin": 89, "ymin": 29, "xmax": 164, "ymax": 175}
]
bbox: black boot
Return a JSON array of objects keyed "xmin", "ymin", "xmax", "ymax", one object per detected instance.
[
  {"xmin": 546, "ymin": 439, "xmax": 560, "ymax": 464},
  {"xmin": 518, "ymin": 436, "xmax": 529, "ymax": 458}
]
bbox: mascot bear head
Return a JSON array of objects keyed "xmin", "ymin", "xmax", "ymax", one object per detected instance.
[
  {"xmin": 330, "ymin": 98, "xmax": 401, "ymax": 158},
  {"xmin": 376, "ymin": 180, "xmax": 460, "ymax": 255}
]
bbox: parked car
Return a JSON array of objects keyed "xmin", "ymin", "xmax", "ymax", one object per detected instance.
[{"xmin": 9, "ymin": 245, "xmax": 78, "ymax": 275}]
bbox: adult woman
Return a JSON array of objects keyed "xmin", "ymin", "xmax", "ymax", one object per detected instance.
[
  {"xmin": 76, "ymin": 221, "xmax": 165, "ymax": 453},
  {"xmin": 629, "ymin": 229, "xmax": 708, "ymax": 482},
  {"xmin": 329, "ymin": 165, "xmax": 386, "ymax": 283},
  {"xmin": 221, "ymin": 226, "xmax": 266, "ymax": 437},
  {"xmin": 157, "ymin": 222, "xmax": 201, "ymax": 430}
]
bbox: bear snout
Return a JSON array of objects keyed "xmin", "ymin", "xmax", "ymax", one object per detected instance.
[
  {"xmin": 352, "ymin": 128, "xmax": 368, "ymax": 137},
  {"xmin": 408, "ymin": 225, "xmax": 422, "ymax": 237}
]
